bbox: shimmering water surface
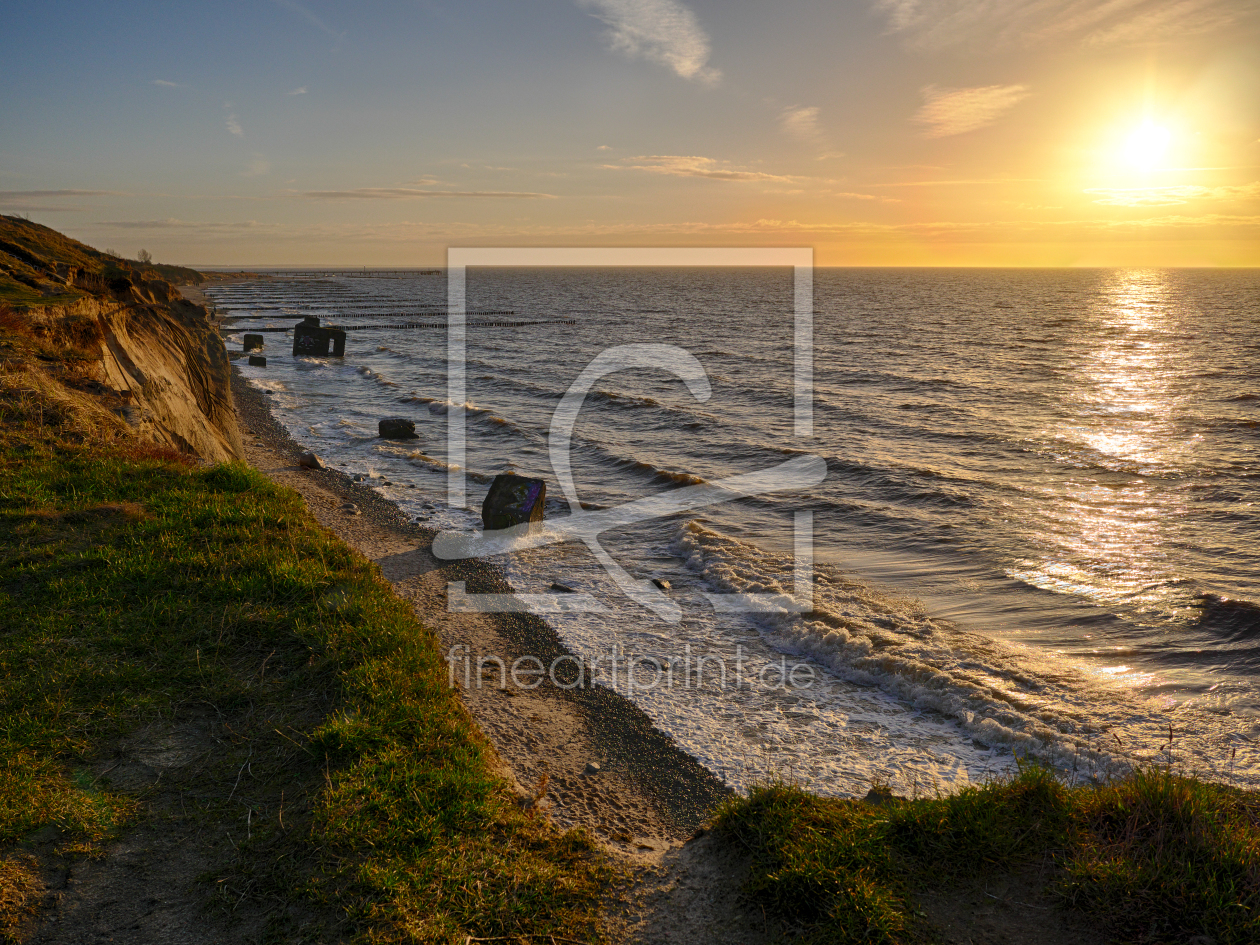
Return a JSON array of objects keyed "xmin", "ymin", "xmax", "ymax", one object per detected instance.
[{"xmin": 209, "ymin": 268, "xmax": 1260, "ymax": 796}]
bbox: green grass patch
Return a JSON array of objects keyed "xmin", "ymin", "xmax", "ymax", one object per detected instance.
[
  {"xmin": 713, "ymin": 765, "xmax": 1260, "ymax": 944},
  {"xmin": 0, "ymin": 414, "xmax": 608, "ymax": 941},
  {"xmin": 0, "ymin": 276, "xmax": 85, "ymax": 309}
]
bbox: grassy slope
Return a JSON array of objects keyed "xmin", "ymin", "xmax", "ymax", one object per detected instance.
[
  {"xmin": 0, "ymin": 329, "xmax": 607, "ymax": 941},
  {"xmin": 714, "ymin": 764, "xmax": 1260, "ymax": 944},
  {"xmin": 0, "ymin": 214, "xmax": 202, "ymax": 308}
]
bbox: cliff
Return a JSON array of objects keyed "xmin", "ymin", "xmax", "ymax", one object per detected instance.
[{"xmin": 0, "ymin": 215, "xmax": 243, "ymax": 463}]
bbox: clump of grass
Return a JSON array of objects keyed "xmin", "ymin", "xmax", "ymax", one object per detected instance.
[
  {"xmin": 0, "ymin": 368, "xmax": 128, "ymax": 442},
  {"xmin": 713, "ymin": 764, "xmax": 1260, "ymax": 944},
  {"xmin": 0, "ymin": 428, "xmax": 609, "ymax": 941},
  {"xmin": 0, "ymin": 853, "xmax": 43, "ymax": 944},
  {"xmin": 1065, "ymin": 767, "xmax": 1260, "ymax": 942}
]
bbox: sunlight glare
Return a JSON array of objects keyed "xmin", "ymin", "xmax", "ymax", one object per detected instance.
[{"xmin": 1122, "ymin": 121, "xmax": 1172, "ymax": 171}]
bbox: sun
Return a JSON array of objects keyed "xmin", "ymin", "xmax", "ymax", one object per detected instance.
[{"xmin": 1121, "ymin": 121, "xmax": 1173, "ymax": 171}]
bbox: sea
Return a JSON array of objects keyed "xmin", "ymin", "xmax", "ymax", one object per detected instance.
[{"xmin": 207, "ymin": 267, "xmax": 1260, "ymax": 798}]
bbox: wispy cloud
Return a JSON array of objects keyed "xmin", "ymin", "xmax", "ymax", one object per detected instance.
[
  {"xmin": 914, "ymin": 84, "xmax": 1029, "ymax": 137},
  {"xmin": 872, "ymin": 177, "xmax": 1045, "ymax": 187},
  {"xmin": 597, "ymin": 144, "xmax": 613, "ymax": 151},
  {"xmin": 78, "ymin": 211, "xmax": 1260, "ymax": 246},
  {"xmin": 288, "ymin": 86, "xmax": 308, "ymax": 96},
  {"xmin": 152, "ymin": 79, "xmax": 185, "ymax": 88},
  {"xmin": 577, "ymin": 0, "xmax": 720, "ymax": 84},
  {"xmin": 271, "ymin": 0, "xmax": 345, "ymax": 41},
  {"xmin": 1, "ymin": 189, "xmax": 125, "ymax": 199},
  {"xmin": 225, "ymin": 107, "xmax": 244, "ymax": 137},
  {"xmin": 0, "ymin": 189, "xmax": 126, "ymax": 212},
  {"xmin": 874, "ymin": 0, "xmax": 1253, "ymax": 49},
  {"xmin": 780, "ymin": 105, "xmax": 822, "ymax": 141},
  {"xmin": 829, "ymin": 191, "xmax": 902, "ymax": 203},
  {"xmin": 95, "ymin": 218, "xmax": 280, "ymax": 230},
  {"xmin": 296, "ymin": 187, "xmax": 556, "ymax": 199},
  {"xmin": 243, "ymin": 155, "xmax": 271, "ymax": 178},
  {"xmin": 608, "ymin": 155, "xmax": 795, "ymax": 181},
  {"xmin": 1086, "ymin": 182, "xmax": 1260, "ymax": 206}
]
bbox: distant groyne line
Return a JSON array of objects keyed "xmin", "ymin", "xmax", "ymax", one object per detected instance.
[
  {"xmin": 234, "ymin": 318, "xmax": 577, "ymax": 333},
  {"xmin": 250, "ymin": 269, "xmax": 442, "ymax": 278},
  {"xmin": 222, "ymin": 309, "xmax": 518, "ymax": 317}
]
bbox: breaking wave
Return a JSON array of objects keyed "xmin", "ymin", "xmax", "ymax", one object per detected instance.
[
  {"xmin": 673, "ymin": 520, "xmax": 1138, "ymax": 773},
  {"xmin": 356, "ymin": 365, "xmax": 399, "ymax": 388}
]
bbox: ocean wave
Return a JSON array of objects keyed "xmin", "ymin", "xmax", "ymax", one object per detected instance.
[
  {"xmin": 611, "ymin": 455, "xmax": 706, "ymax": 486},
  {"xmin": 588, "ymin": 387, "xmax": 717, "ymax": 422},
  {"xmin": 823, "ymin": 456, "xmax": 979, "ymax": 510},
  {"xmin": 356, "ymin": 365, "xmax": 399, "ymax": 388},
  {"xmin": 248, "ymin": 378, "xmax": 289, "ymax": 393},
  {"xmin": 402, "ymin": 394, "xmax": 490, "ymax": 416},
  {"xmin": 672, "ymin": 520, "xmax": 1134, "ymax": 773},
  {"xmin": 404, "ymin": 450, "xmax": 496, "ymax": 484},
  {"xmin": 398, "ymin": 394, "xmax": 520, "ymax": 431},
  {"xmin": 591, "ymin": 389, "xmax": 665, "ymax": 409},
  {"xmin": 1193, "ymin": 593, "xmax": 1260, "ymax": 641}
]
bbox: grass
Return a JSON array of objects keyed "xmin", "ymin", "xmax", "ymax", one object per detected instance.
[
  {"xmin": 713, "ymin": 764, "xmax": 1260, "ymax": 944},
  {"xmin": 0, "ymin": 377, "xmax": 609, "ymax": 942}
]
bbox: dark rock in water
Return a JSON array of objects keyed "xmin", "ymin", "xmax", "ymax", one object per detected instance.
[
  {"xmin": 293, "ymin": 322, "xmax": 346, "ymax": 358},
  {"xmin": 247, "ymin": 355, "xmax": 267, "ymax": 367},
  {"xmin": 243, "ymin": 334, "xmax": 264, "ymax": 351},
  {"xmin": 352, "ymin": 474, "xmax": 366, "ymax": 482},
  {"xmin": 652, "ymin": 578, "xmax": 671, "ymax": 591},
  {"xmin": 482, "ymin": 473, "xmax": 546, "ymax": 532},
  {"xmin": 297, "ymin": 452, "xmax": 324, "ymax": 470},
  {"xmin": 550, "ymin": 582, "xmax": 575, "ymax": 593},
  {"xmin": 378, "ymin": 417, "xmax": 419, "ymax": 440}
]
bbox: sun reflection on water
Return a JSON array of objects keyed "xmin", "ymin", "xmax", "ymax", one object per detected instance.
[{"xmin": 1009, "ymin": 270, "xmax": 1201, "ymax": 658}]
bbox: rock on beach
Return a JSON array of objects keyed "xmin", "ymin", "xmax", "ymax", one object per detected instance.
[{"xmin": 378, "ymin": 417, "xmax": 419, "ymax": 440}]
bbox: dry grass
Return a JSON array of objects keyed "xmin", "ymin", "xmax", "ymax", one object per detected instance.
[
  {"xmin": 0, "ymin": 369, "xmax": 129, "ymax": 443},
  {"xmin": 0, "ymin": 854, "xmax": 43, "ymax": 944}
]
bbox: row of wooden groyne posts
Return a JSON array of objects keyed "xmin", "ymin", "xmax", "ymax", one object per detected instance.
[{"xmin": 218, "ymin": 313, "xmax": 579, "ymax": 362}]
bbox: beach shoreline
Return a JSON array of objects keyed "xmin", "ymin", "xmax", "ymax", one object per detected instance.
[{"xmin": 229, "ymin": 369, "xmax": 730, "ymax": 850}]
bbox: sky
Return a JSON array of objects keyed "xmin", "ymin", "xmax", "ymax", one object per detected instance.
[{"xmin": 2, "ymin": 0, "xmax": 1258, "ymax": 266}]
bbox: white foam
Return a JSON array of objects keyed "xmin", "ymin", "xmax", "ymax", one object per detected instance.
[{"xmin": 673, "ymin": 519, "xmax": 1260, "ymax": 788}]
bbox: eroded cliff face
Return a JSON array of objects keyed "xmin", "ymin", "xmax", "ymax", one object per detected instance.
[
  {"xmin": 11, "ymin": 286, "xmax": 244, "ymax": 463},
  {"xmin": 99, "ymin": 293, "xmax": 244, "ymax": 463},
  {"xmin": 1, "ymin": 215, "xmax": 242, "ymax": 462}
]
